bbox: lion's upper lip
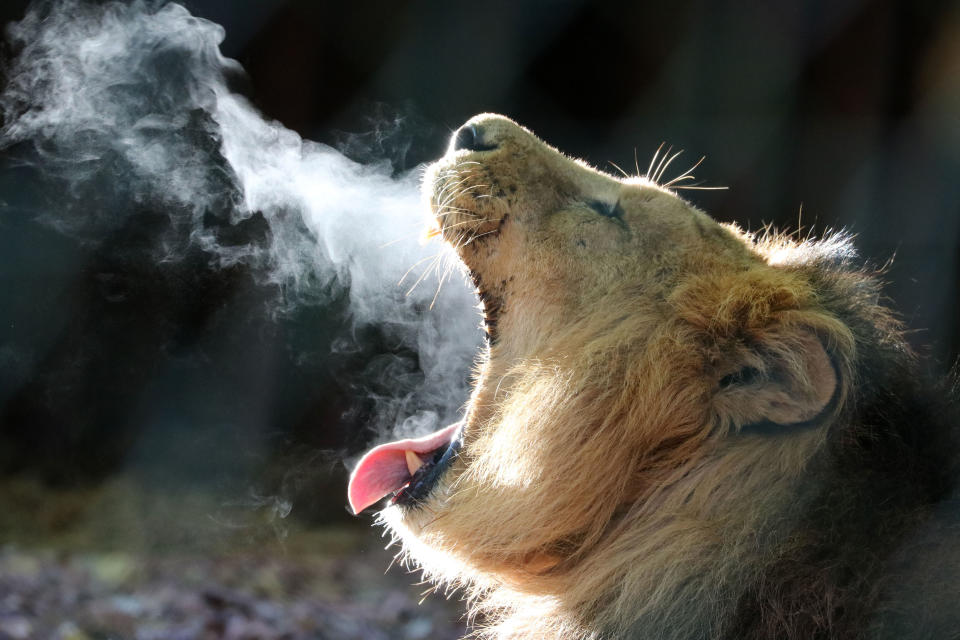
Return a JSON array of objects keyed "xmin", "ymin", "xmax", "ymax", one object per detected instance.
[{"xmin": 347, "ymin": 422, "xmax": 462, "ymax": 514}]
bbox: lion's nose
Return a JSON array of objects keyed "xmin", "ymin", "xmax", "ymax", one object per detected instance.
[
  {"xmin": 453, "ymin": 124, "xmax": 479, "ymax": 150},
  {"xmin": 451, "ymin": 123, "xmax": 498, "ymax": 152}
]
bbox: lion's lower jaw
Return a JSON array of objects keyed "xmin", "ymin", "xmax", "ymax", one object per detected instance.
[
  {"xmin": 377, "ymin": 444, "xmax": 818, "ymax": 640},
  {"xmin": 382, "ymin": 536, "xmax": 758, "ymax": 640},
  {"xmin": 379, "ymin": 505, "xmax": 775, "ymax": 640}
]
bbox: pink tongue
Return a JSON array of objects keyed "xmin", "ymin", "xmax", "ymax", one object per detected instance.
[{"xmin": 348, "ymin": 422, "xmax": 461, "ymax": 514}]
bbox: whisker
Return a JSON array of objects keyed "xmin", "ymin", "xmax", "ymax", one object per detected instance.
[
  {"xmin": 435, "ymin": 205, "xmax": 478, "ymax": 218},
  {"xmin": 438, "ymin": 218, "xmax": 484, "ymax": 234},
  {"xmin": 462, "ymin": 225, "xmax": 502, "ymax": 247},
  {"xmin": 662, "ymin": 156, "xmax": 705, "ymax": 188},
  {"xmin": 430, "ymin": 259, "xmax": 456, "ymax": 309},
  {"xmin": 435, "ymin": 192, "xmax": 469, "ymax": 215},
  {"xmin": 405, "ymin": 254, "xmax": 444, "ymax": 296},
  {"xmin": 380, "ymin": 215, "xmax": 470, "ymax": 247},
  {"xmin": 380, "ymin": 233, "xmax": 424, "ymax": 249},
  {"xmin": 651, "ymin": 145, "xmax": 674, "ymax": 185},
  {"xmin": 378, "ymin": 221, "xmax": 445, "ymax": 248},
  {"xmin": 398, "ymin": 251, "xmax": 445, "ymax": 285},
  {"xmin": 436, "ymin": 176, "xmax": 474, "ymax": 203},
  {"xmin": 646, "ymin": 142, "xmax": 666, "ymax": 180},
  {"xmin": 437, "ymin": 182, "xmax": 488, "ymax": 211},
  {"xmin": 662, "ymin": 175, "xmax": 696, "ymax": 186},
  {"xmin": 608, "ymin": 160, "xmax": 629, "ymax": 178},
  {"xmin": 457, "ymin": 183, "xmax": 492, "ymax": 195},
  {"xmin": 654, "ymin": 149, "xmax": 684, "ymax": 184}
]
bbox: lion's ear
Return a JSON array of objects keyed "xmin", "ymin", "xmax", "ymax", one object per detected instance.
[{"xmin": 713, "ymin": 329, "xmax": 838, "ymax": 432}]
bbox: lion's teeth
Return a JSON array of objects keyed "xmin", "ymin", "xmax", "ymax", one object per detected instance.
[{"xmin": 405, "ymin": 450, "xmax": 423, "ymax": 475}]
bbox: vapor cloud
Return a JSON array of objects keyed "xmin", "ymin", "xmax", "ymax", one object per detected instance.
[{"xmin": 0, "ymin": 0, "xmax": 481, "ymax": 441}]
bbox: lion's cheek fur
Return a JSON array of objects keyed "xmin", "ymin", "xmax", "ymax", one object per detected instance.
[{"xmin": 382, "ymin": 342, "xmax": 712, "ymax": 574}]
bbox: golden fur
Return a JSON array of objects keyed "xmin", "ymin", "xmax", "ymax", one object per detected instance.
[{"xmin": 367, "ymin": 115, "xmax": 956, "ymax": 639}]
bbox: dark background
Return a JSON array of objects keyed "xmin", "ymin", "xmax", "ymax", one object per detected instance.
[{"xmin": 0, "ymin": 0, "xmax": 957, "ymax": 525}]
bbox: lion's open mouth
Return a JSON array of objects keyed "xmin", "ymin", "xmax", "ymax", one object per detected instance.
[
  {"xmin": 348, "ymin": 422, "xmax": 463, "ymax": 513},
  {"xmin": 470, "ymin": 270, "xmax": 505, "ymax": 342}
]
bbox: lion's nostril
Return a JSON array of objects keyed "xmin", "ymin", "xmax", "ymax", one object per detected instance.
[
  {"xmin": 452, "ymin": 124, "xmax": 498, "ymax": 152},
  {"xmin": 453, "ymin": 125, "xmax": 478, "ymax": 151}
]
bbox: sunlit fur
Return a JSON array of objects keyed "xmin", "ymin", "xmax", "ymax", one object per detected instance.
[{"xmin": 376, "ymin": 115, "xmax": 958, "ymax": 639}]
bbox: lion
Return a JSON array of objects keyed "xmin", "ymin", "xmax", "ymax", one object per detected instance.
[{"xmin": 348, "ymin": 114, "xmax": 959, "ymax": 639}]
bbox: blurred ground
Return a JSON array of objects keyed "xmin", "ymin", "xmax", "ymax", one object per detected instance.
[{"xmin": 0, "ymin": 477, "xmax": 466, "ymax": 640}]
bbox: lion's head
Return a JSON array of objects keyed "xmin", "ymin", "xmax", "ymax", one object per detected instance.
[{"xmin": 348, "ymin": 115, "xmax": 954, "ymax": 639}]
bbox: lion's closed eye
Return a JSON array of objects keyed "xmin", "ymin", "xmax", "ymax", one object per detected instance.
[{"xmin": 585, "ymin": 199, "xmax": 623, "ymax": 220}]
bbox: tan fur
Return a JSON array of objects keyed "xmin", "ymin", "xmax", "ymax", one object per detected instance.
[{"xmin": 377, "ymin": 115, "xmax": 890, "ymax": 639}]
